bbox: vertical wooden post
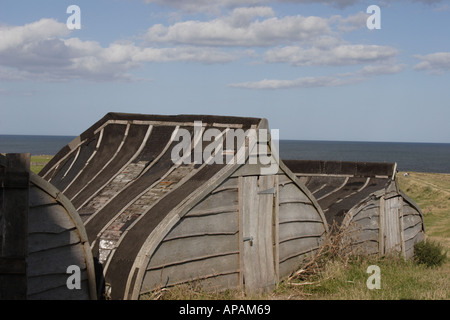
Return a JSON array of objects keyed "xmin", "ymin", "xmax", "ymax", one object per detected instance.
[
  {"xmin": 240, "ymin": 175, "xmax": 276, "ymax": 294},
  {"xmin": 0, "ymin": 153, "xmax": 30, "ymax": 299},
  {"xmin": 378, "ymin": 196, "xmax": 385, "ymax": 256},
  {"xmin": 257, "ymin": 175, "xmax": 276, "ymax": 292},
  {"xmin": 398, "ymin": 197, "xmax": 406, "ymax": 259},
  {"xmin": 237, "ymin": 176, "xmax": 244, "ymax": 290},
  {"xmin": 241, "ymin": 175, "xmax": 259, "ymax": 292},
  {"xmin": 272, "ymin": 174, "xmax": 279, "ymax": 285},
  {"xmin": 383, "ymin": 196, "xmax": 402, "ymax": 256}
]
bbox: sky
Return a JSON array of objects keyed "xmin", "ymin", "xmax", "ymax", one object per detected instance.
[{"xmin": 0, "ymin": 0, "xmax": 449, "ymax": 143}]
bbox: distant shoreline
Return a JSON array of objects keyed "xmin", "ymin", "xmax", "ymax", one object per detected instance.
[
  {"xmin": 2, "ymin": 136, "xmax": 449, "ymax": 173},
  {"xmin": 29, "ymin": 154, "xmax": 450, "ymax": 176}
]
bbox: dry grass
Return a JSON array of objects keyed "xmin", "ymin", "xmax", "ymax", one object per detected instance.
[
  {"xmin": 285, "ymin": 222, "xmax": 355, "ymax": 285},
  {"xmin": 398, "ymin": 171, "xmax": 450, "ymax": 249}
]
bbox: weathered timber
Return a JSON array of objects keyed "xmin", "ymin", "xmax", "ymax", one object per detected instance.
[
  {"xmin": 0, "ymin": 153, "xmax": 97, "ymax": 300},
  {"xmin": 0, "ymin": 153, "xmax": 30, "ymax": 299},
  {"xmin": 40, "ymin": 113, "xmax": 328, "ymax": 299},
  {"xmin": 284, "ymin": 160, "xmax": 425, "ymax": 259}
]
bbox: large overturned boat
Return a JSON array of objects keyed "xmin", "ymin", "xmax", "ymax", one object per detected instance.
[{"xmin": 38, "ymin": 113, "xmax": 329, "ymax": 299}]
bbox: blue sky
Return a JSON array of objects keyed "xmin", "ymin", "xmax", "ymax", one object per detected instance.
[{"xmin": 0, "ymin": 0, "xmax": 449, "ymax": 143}]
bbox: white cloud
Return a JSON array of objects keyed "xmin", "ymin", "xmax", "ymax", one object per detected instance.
[
  {"xmin": 228, "ymin": 63, "xmax": 405, "ymax": 89},
  {"xmin": 0, "ymin": 19, "xmax": 73, "ymax": 71},
  {"xmin": 143, "ymin": 0, "xmax": 446, "ymax": 15},
  {"xmin": 414, "ymin": 52, "xmax": 450, "ymax": 74},
  {"xmin": 0, "ymin": 9, "xmax": 406, "ymax": 83},
  {"xmin": 144, "ymin": 0, "xmax": 262, "ymax": 13},
  {"xmin": 0, "ymin": 19, "xmax": 237, "ymax": 82},
  {"xmin": 264, "ymin": 44, "xmax": 398, "ymax": 66},
  {"xmin": 0, "ymin": 18, "xmax": 69, "ymax": 52},
  {"xmin": 143, "ymin": 0, "xmax": 362, "ymax": 12},
  {"xmin": 357, "ymin": 63, "xmax": 407, "ymax": 76},
  {"xmin": 144, "ymin": 7, "xmax": 331, "ymax": 47},
  {"xmin": 330, "ymin": 11, "xmax": 368, "ymax": 32},
  {"xmin": 228, "ymin": 75, "xmax": 362, "ymax": 89},
  {"xmin": 134, "ymin": 46, "xmax": 237, "ymax": 64},
  {"xmin": 144, "ymin": 0, "xmax": 443, "ymax": 9},
  {"xmin": 142, "ymin": 8, "xmax": 393, "ymax": 73}
]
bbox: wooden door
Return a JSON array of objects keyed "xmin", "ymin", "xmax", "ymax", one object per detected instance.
[
  {"xmin": 239, "ymin": 175, "xmax": 277, "ymax": 294},
  {"xmin": 381, "ymin": 196, "xmax": 404, "ymax": 255}
]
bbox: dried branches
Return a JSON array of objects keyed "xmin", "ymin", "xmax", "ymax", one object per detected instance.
[{"xmin": 287, "ymin": 222, "xmax": 359, "ymax": 286}]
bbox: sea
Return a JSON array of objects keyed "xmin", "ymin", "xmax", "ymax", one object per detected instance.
[{"xmin": 0, "ymin": 135, "xmax": 449, "ymax": 174}]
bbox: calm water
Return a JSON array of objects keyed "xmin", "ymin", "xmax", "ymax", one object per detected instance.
[
  {"xmin": 1, "ymin": 135, "xmax": 449, "ymax": 173},
  {"xmin": 0, "ymin": 135, "xmax": 76, "ymax": 156},
  {"xmin": 280, "ymin": 140, "xmax": 450, "ymax": 174}
]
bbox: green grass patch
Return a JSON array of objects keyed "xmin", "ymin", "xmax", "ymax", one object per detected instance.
[
  {"xmin": 30, "ymin": 155, "xmax": 53, "ymax": 174},
  {"xmin": 398, "ymin": 171, "xmax": 450, "ymax": 249},
  {"xmin": 282, "ymin": 256, "xmax": 449, "ymax": 300}
]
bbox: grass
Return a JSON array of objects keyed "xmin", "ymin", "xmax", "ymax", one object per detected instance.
[
  {"xmin": 398, "ymin": 171, "xmax": 450, "ymax": 248},
  {"xmin": 30, "ymin": 155, "xmax": 53, "ymax": 174},
  {"xmin": 1, "ymin": 154, "xmax": 52, "ymax": 174},
  {"xmin": 147, "ymin": 253, "xmax": 449, "ymax": 301},
  {"xmin": 276, "ymin": 255, "xmax": 449, "ymax": 300}
]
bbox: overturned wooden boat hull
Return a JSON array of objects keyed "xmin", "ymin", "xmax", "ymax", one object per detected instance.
[
  {"xmin": 39, "ymin": 113, "xmax": 329, "ymax": 299},
  {"xmin": 284, "ymin": 160, "xmax": 425, "ymax": 259},
  {"xmin": 0, "ymin": 153, "xmax": 97, "ymax": 300}
]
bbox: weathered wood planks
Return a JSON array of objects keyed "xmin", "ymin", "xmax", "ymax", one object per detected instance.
[
  {"xmin": 285, "ymin": 160, "xmax": 425, "ymax": 259},
  {"xmin": 27, "ymin": 173, "xmax": 97, "ymax": 300},
  {"xmin": 140, "ymin": 178, "xmax": 241, "ymax": 294},
  {"xmin": 0, "ymin": 153, "xmax": 30, "ymax": 299},
  {"xmin": 138, "ymin": 170, "xmax": 328, "ymax": 297},
  {"xmin": 1, "ymin": 153, "xmax": 97, "ymax": 300}
]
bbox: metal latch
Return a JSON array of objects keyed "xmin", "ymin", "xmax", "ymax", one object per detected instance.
[
  {"xmin": 243, "ymin": 236, "xmax": 254, "ymax": 246},
  {"xmin": 258, "ymin": 187, "xmax": 275, "ymax": 195}
]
